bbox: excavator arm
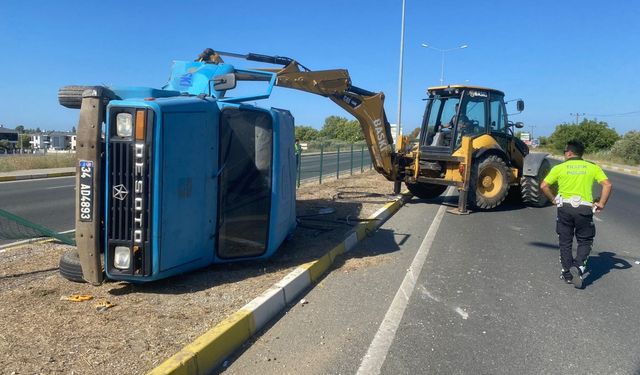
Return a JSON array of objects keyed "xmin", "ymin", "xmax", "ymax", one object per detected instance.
[{"xmin": 199, "ymin": 48, "xmax": 403, "ymax": 181}]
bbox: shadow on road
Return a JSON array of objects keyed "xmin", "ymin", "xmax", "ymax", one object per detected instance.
[
  {"xmin": 583, "ymin": 251, "xmax": 632, "ymax": 287},
  {"xmin": 528, "ymin": 241, "xmax": 558, "ymax": 250}
]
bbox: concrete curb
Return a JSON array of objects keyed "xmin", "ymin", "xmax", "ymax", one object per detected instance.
[
  {"xmin": 598, "ymin": 163, "xmax": 640, "ymax": 177},
  {"xmin": 147, "ymin": 192, "xmax": 412, "ymax": 375},
  {"xmin": 0, "ymin": 171, "xmax": 75, "ymax": 182}
]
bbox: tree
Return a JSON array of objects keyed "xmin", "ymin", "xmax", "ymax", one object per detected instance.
[
  {"xmin": 548, "ymin": 119, "xmax": 619, "ymax": 153},
  {"xmin": 19, "ymin": 134, "xmax": 31, "ymax": 149},
  {"xmin": 538, "ymin": 136, "xmax": 549, "ymax": 147},
  {"xmin": 319, "ymin": 116, "xmax": 364, "ymax": 143},
  {"xmin": 0, "ymin": 140, "xmax": 10, "ymax": 152},
  {"xmin": 71, "ymin": 126, "xmax": 77, "ymax": 133},
  {"xmin": 295, "ymin": 125, "xmax": 320, "ymax": 142},
  {"xmin": 15, "ymin": 125, "xmax": 25, "ymax": 133},
  {"xmin": 611, "ymin": 131, "xmax": 640, "ymax": 164}
]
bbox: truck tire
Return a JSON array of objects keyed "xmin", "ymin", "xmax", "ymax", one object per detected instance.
[
  {"xmin": 58, "ymin": 85, "xmax": 92, "ymax": 109},
  {"xmin": 59, "ymin": 250, "xmax": 86, "ymax": 283},
  {"xmin": 521, "ymin": 159, "xmax": 551, "ymax": 207},
  {"xmin": 469, "ymin": 154, "xmax": 511, "ymax": 209},
  {"xmin": 405, "ymin": 182, "xmax": 447, "ymax": 199}
]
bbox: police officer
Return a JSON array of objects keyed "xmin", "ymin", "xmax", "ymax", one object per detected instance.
[{"xmin": 540, "ymin": 140, "xmax": 612, "ymax": 289}]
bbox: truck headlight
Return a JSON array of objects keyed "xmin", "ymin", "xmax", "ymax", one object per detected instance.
[
  {"xmin": 114, "ymin": 246, "xmax": 131, "ymax": 269},
  {"xmin": 116, "ymin": 113, "xmax": 133, "ymax": 137}
]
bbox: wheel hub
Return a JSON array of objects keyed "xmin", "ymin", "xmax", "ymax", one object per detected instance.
[{"xmin": 482, "ymin": 176, "xmax": 493, "ymax": 188}]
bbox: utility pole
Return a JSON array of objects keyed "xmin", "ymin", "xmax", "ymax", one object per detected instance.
[
  {"xmin": 570, "ymin": 112, "xmax": 585, "ymax": 125},
  {"xmin": 529, "ymin": 125, "xmax": 536, "ymax": 140}
]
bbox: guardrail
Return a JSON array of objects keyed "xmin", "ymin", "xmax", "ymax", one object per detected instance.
[{"xmin": 297, "ymin": 143, "xmax": 373, "ymax": 187}]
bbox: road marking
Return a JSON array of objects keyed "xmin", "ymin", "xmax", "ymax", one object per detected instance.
[
  {"xmin": 455, "ymin": 307, "xmax": 469, "ymax": 319},
  {"xmin": 356, "ymin": 190, "xmax": 450, "ymax": 375},
  {"xmin": 44, "ymin": 185, "xmax": 75, "ymax": 190},
  {"xmin": 0, "ymin": 175, "xmax": 74, "ymax": 184},
  {"xmin": 0, "ymin": 229, "xmax": 75, "ymax": 250}
]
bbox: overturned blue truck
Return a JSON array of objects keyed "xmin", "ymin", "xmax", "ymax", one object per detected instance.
[
  {"xmin": 59, "ymin": 52, "xmax": 305, "ymax": 284},
  {"xmin": 60, "ymin": 48, "xmax": 400, "ymax": 285}
]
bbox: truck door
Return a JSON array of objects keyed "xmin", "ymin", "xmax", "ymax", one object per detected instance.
[{"xmin": 217, "ymin": 107, "xmax": 273, "ymax": 259}]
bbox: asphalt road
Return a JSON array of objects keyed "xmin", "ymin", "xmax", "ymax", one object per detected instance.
[
  {"xmin": 223, "ymin": 171, "xmax": 640, "ymax": 374},
  {"xmin": 0, "ymin": 176, "xmax": 75, "ymax": 246}
]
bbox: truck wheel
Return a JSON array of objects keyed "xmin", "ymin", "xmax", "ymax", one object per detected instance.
[
  {"xmin": 470, "ymin": 155, "xmax": 511, "ymax": 209},
  {"xmin": 59, "ymin": 250, "xmax": 86, "ymax": 283},
  {"xmin": 58, "ymin": 85, "xmax": 92, "ymax": 109},
  {"xmin": 405, "ymin": 182, "xmax": 447, "ymax": 199},
  {"xmin": 521, "ymin": 159, "xmax": 551, "ymax": 207}
]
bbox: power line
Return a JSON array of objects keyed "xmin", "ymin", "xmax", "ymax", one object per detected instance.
[{"xmin": 585, "ymin": 110, "xmax": 640, "ymax": 117}]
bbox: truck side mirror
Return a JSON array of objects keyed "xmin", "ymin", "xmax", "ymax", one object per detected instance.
[
  {"xmin": 212, "ymin": 73, "xmax": 237, "ymax": 91},
  {"xmin": 516, "ymin": 99, "xmax": 525, "ymax": 112},
  {"xmin": 515, "ymin": 122, "xmax": 525, "ymax": 128}
]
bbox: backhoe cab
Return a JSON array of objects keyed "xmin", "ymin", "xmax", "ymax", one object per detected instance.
[{"xmin": 404, "ymin": 85, "xmax": 550, "ymax": 211}]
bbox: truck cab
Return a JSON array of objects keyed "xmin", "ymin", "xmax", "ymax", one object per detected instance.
[{"xmin": 63, "ymin": 60, "xmax": 297, "ymax": 283}]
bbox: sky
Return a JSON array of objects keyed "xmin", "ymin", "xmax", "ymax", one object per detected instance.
[{"xmin": 0, "ymin": 0, "xmax": 639, "ymax": 138}]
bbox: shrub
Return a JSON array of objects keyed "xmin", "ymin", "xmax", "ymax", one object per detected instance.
[
  {"xmin": 610, "ymin": 131, "xmax": 640, "ymax": 165},
  {"xmin": 548, "ymin": 119, "xmax": 620, "ymax": 154}
]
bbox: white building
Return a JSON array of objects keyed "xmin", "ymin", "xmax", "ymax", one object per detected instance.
[
  {"xmin": 389, "ymin": 123, "xmax": 403, "ymax": 145},
  {"xmin": 30, "ymin": 134, "xmax": 51, "ymax": 150},
  {"xmin": 30, "ymin": 132, "xmax": 77, "ymax": 151}
]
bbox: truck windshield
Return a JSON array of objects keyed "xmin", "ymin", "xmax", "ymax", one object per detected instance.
[{"xmin": 423, "ymin": 95, "xmax": 461, "ymax": 148}]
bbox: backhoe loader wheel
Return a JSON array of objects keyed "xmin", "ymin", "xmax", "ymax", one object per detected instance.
[
  {"xmin": 521, "ymin": 159, "xmax": 551, "ymax": 207},
  {"xmin": 59, "ymin": 250, "xmax": 86, "ymax": 283},
  {"xmin": 469, "ymin": 155, "xmax": 511, "ymax": 209},
  {"xmin": 405, "ymin": 182, "xmax": 447, "ymax": 199}
]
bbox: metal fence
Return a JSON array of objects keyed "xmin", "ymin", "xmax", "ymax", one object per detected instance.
[{"xmin": 296, "ymin": 143, "xmax": 373, "ymax": 187}]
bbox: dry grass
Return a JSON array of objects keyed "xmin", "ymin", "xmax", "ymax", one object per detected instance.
[{"xmin": 0, "ymin": 154, "xmax": 76, "ymax": 172}]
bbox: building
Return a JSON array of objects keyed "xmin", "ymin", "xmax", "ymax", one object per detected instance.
[
  {"xmin": 30, "ymin": 133, "xmax": 51, "ymax": 150},
  {"xmin": 0, "ymin": 126, "xmax": 19, "ymax": 151},
  {"xmin": 389, "ymin": 123, "xmax": 404, "ymax": 146},
  {"xmin": 30, "ymin": 132, "xmax": 77, "ymax": 151}
]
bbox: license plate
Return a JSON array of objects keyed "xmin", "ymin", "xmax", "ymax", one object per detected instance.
[{"xmin": 79, "ymin": 160, "xmax": 94, "ymax": 222}]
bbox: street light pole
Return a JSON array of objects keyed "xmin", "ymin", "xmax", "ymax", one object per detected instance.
[
  {"xmin": 393, "ymin": 0, "xmax": 406, "ymax": 195},
  {"xmin": 421, "ymin": 43, "xmax": 468, "ymax": 85}
]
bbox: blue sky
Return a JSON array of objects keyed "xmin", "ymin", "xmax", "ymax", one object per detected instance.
[{"xmin": 1, "ymin": 0, "xmax": 638, "ymax": 137}]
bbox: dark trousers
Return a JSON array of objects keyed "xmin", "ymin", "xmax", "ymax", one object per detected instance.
[{"xmin": 556, "ymin": 205, "xmax": 596, "ymax": 271}]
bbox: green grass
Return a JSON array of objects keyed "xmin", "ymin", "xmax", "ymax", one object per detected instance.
[{"xmin": 0, "ymin": 154, "xmax": 76, "ymax": 172}]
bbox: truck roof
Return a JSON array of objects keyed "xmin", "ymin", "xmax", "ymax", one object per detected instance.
[{"xmin": 427, "ymin": 85, "xmax": 505, "ymax": 96}]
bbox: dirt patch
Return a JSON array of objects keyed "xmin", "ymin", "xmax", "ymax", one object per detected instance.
[{"xmin": 0, "ymin": 171, "xmax": 399, "ymax": 374}]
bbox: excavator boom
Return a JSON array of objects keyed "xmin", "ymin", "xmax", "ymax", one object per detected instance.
[{"xmin": 200, "ymin": 48, "xmax": 399, "ymax": 180}]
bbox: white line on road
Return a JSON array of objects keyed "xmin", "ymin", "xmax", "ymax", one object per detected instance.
[
  {"xmin": 0, "ymin": 229, "xmax": 75, "ymax": 250},
  {"xmin": 44, "ymin": 185, "xmax": 75, "ymax": 190},
  {"xmin": 356, "ymin": 191, "xmax": 450, "ymax": 375}
]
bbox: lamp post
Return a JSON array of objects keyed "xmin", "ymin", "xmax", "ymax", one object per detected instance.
[
  {"xmin": 393, "ymin": 0, "xmax": 407, "ymax": 195},
  {"xmin": 421, "ymin": 43, "xmax": 468, "ymax": 85}
]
